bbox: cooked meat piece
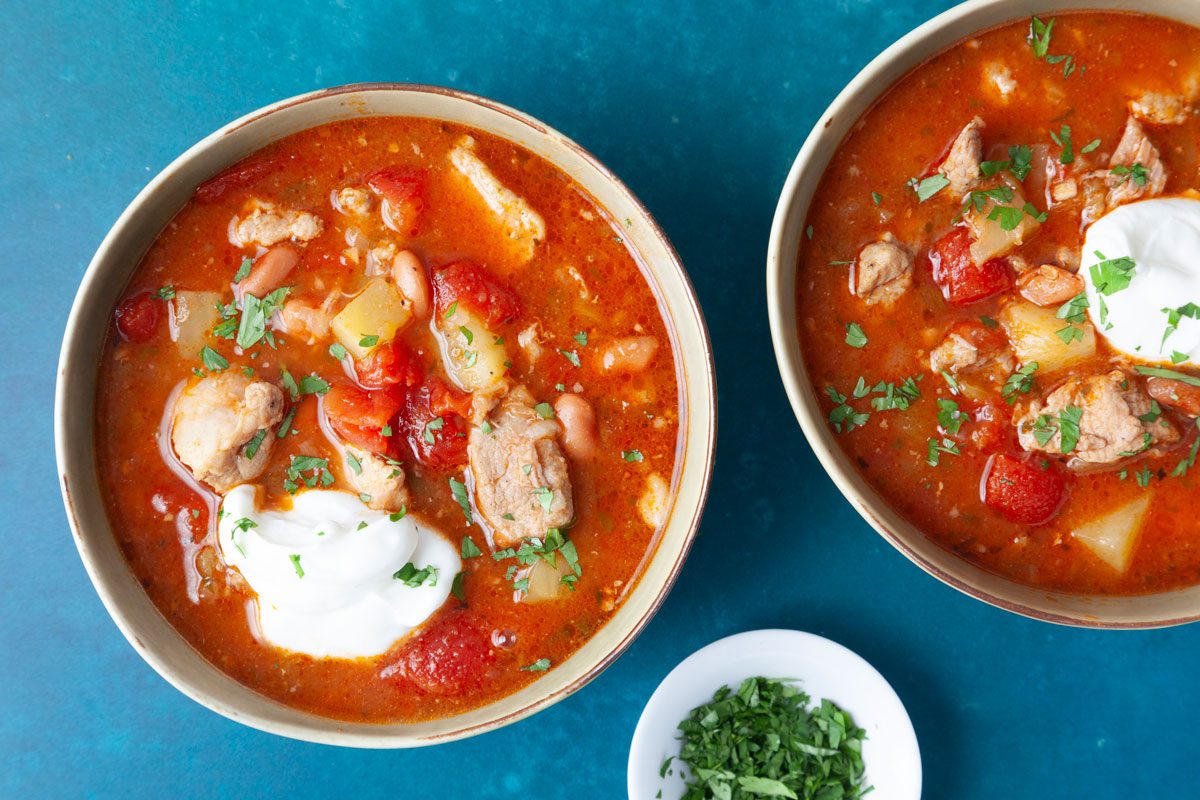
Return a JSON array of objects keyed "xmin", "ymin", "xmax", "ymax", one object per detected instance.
[
  {"xmin": 279, "ymin": 298, "xmax": 332, "ymax": 344},
  {"xmin": 366, "ymin": 242, "xmax": 397, "ymax": 277},
  {"xmin": 468, "ymin": 384, "xmax": 573, "ymax": 548},
  {"xmin": 929, "ymin": 320, "xmax": 1014, "ymax": 397},
  {"xmin": 1147, "ymin": 376, "xmax": 1200, "ymax": 417},
  {"xmin": 1080, "ymin": 171, "xmax": 1109, "ymax": 229},
  {"xmin": 335, "ymin": 186, "xmax": 372, "ymax": 216},
  {"xmin": 1106, "ymin": 117, "xmax": 1167, "ymax": 209},
  {"xmin": 342, "ymin": 447, "xmax": 408, "ymax": 511},
  {"xmin": 943, "ymin": 117, "xmax": 985, "ymax": 198},
  {"xmin": 851, "ymin": 237, "xmax": 913, "ymax": 307},
  {"xmin": 449, "ymin": 136, "xmax": 546, "ymax": 264},
  {"xmin": 1130, "ymin": 92, "xmax": 1190, "ymax": 125},
  {"xmin": 171, "ymin": 374, "xmax": 285, "ymax": 492},
  {"xmin": 930, "ymin": 331, "xmax": 979, "ymax": 375},
  {"xmin": 1017, "ymin": 264, "xmax": 1085, "ymax": 307},
  {"xmin": 230, "ymin": 200, "xmax": 324, "ymax": 248},
  {"xmin": 1016, "ymin": 370, "xmax": 1179, "ymax": 466},
  {"xmin": 1050, "ymin": 179, "xmax": 1078, "ymax": 203},
  {"xmin": 983, "ymin": 63, "xmax": 1016, "ymax": 102}
]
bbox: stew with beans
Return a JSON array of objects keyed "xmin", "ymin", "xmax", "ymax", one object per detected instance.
[{"xmin": 97, "ymin": 116, "xmax": 679, "ymax": 721}]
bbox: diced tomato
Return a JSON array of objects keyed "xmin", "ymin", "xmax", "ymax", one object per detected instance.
[
  {"xmin": 981, "ymin": 453, "xmax": 1067, "ymax": 525},
  {"xmin": 428, "ymin": 377, "xmax": 473, "ymax": 419},
  {"xmin": 322, "ymin": 383, "xmax": 403, "ymax": 455},
  {"xmin": 365, "ymin": 167, "xmax": 426, "ymax": 235},
  {"xmin": 355, "ymin": 339, "xmax": 423, "ymax": 391},
  {"xmin": 431, "ymin": 261, "xmax": 522, "ymax": 327},
  {"xmin": 194, "ymin": 152, "xmax": 295, "ymax": 202},
  {"xmin": 392, "ymin": 611, "xmax": 496, "ymax": 696},
  {"xmin": 929, "ymin": 227, "xmax": 1012, "ymax": 305},
  {"xmin": 114, "ymin": 292, "xmax": 162, "ymax": 343},
  {"xmin": 398, "ymin": 377, "xmax": 470, "ymax": 469}
]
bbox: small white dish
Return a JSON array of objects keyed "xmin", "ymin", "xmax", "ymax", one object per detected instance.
[{"xmin": 628, "ymin": 629, "xmax": 921, "ymax": 800}]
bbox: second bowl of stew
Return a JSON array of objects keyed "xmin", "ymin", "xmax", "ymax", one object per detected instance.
[
  {"xmin": 768, "ymin": 0, "xmax": 1200, "ymax": 627},
  {"xmin": 56, "ymin": 84, "xmax": 716, "ymax": 744}
]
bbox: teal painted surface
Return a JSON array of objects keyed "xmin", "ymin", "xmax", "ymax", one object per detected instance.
[{"xmin": 2, "ymin": 1, "xmax": 1197, "ymax": 797}]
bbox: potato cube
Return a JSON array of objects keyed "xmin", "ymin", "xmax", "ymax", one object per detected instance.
[{"xmin": 331, "ymin": 278, "xmax": 412, "ymax": 359}]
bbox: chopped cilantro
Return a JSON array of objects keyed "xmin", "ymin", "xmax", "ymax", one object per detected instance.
[
  {"xmin": 449, "ymin": 477, "xmax": 472, "ymax": 523},
  {"xmin": 200, "ymin": 346, "xmax": 228, "ymax": 372},
  {"xmin": 844, "ymin": 322, "xmax": 868, "ymax": 349}
]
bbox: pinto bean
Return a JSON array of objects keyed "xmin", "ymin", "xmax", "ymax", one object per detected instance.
[
  {"xmin": 598, "ymin": 336, "xmax": 659, "ymax": 373},
  {"xmin": 1147, "ymin": 376, "xmax": 1200, "ymax": 417},
  {"xmin": 1016, "ymin": 264, "xmax": 1085, "ymax": 307},
  {"xmin": 239, "ymin": 244, "xmax": 299, "ymax": 298},
  {"xmin": 391, "ymin": 249, "xmax": 431, "ymax": 320},
  {"xmin": 554, "ymin": 393, "xmax": 598, "ymax": 460}
]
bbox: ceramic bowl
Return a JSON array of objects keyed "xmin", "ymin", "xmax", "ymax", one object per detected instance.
[
  {"xmin": 55, "ymin": 84, "xmax": 716, "ymax": 745},
  {"xmin": 766, "ymin": 0, "xmax": 1200, "ymax": 627}
]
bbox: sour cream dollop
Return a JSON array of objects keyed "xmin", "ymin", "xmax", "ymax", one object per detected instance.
[
  {"xmin": 1082, "ymin": 197, "xmax": 1200, "ymax": 365},
  {"xmin": 217, "ymin": 486, "xmax": 460, "ymax": 659}
]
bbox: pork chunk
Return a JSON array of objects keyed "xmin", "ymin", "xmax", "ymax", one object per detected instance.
[
  {"xmin": 851, "ymin": 237, "xmax": 912, "ymax": 307},
  {"xmin": 944, "ymin": 117, "xmax": 984, "ymax": 199},
  {"xmin": 334, "ymin": 186, "xmax": 372, "ymax": 217},
  {"xmin": 171, "ymin": 374, "xmax": 285, "ymax": 492},
  {"xmin": 230, "ymin": 200, "xmax": 324, "ymax": 248},
  {"xmin": 449, "ymin": 137, "xmax": 546, "ymax": 264},
  {"xmin": 342, "ymin": 447, "xmax": 408, "ymax": 511},
  {"xmin": 1106, "ymin": 117, "xmax": 1167, "ymax": 209},
  {"xmin": 468, "ymin": 385, "xmax": 573, "ymax": 548},
  {"xmin": 1016, "ymin": 264, "xmax": 1085, "ymax": 307},
  {"xmin": 929, "ymin": 320, "xmax": 1014, "ymax": 397},
  {"xmin": 1016, "ymin": 370, "xmax": 1179, "ymax": 466},
  {"xmin": 1147, "ymin": 376, "xmax": 1200, "ymax": 417},
  {"xmin": 1130, "ymin": 92, "xmax": 1191, "ymax": 126}
]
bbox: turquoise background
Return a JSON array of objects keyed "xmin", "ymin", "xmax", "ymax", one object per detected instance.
[{"xmin": 4, "ymin": 1, "xmax": 1196, "ymax": 797}]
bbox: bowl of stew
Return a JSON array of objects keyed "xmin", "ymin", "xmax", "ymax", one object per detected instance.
[
  {"xmin": 56, "ymin": 83, "xmax": 715, "ymax": 744},
  {"xmin": 768, "ymin": 1, "xmax": 1200, "ymax": 627}
]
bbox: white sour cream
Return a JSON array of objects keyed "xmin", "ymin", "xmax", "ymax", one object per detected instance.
[
  {"xmin": 1082, "ymin": 197, "xmax": 1200, "ymax": 365},
  {"xmin": 217, "ymin": 486, "xmax": 460, "ymax": 659}
]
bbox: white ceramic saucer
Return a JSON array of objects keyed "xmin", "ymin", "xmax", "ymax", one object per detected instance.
[{"xmin": 628, "ymin": 629, "xmax": 921, "ymax": 799}]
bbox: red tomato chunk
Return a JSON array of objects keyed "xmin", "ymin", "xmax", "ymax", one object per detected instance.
[
  {"xmin": 355, "ymin": 339, "xmax": 423, "ymax": 391},
  {"xmin": 365, "ymin": 167, "xmax": 427, "ymax": 235},
  {"xmin": 982, "ymin": 453, "xmax": 1067, "ymax": 525},
  {"xmin": 929, "ymin": 227, "xmax": 1012, "ymax": 305},
  {"xmin": 394, "ymin": 611, "xmax": 497, "ymax": 696},
  {"xmin": 323, "ymin": 383, "xmax": 403, "ymax": 456},
  {"xmin": 114, "ymin": 292, "xmax": 161, "ymax": 343},
  {"xmin": 431, "ymin": 261, "xmax": 522, "ymax": 327},
  {"xmin": 398, "ymin": 377, "xmax": 470, "ymax": 469}
]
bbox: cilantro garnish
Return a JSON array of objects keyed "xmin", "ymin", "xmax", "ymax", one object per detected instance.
[
  {"xmin": 1059, "ymin": 406, "xmax": 1083, "ymax": 454},
  {"xmin": 672, "ymin": 677, "xmax": 869, "ymax": 800},
  {"xmin": 393, "ymin": 562, "xmax": 438, "ymax": 587},
  {"xmin": 912, "ymin": 173, "xmax": 950, "ymax": 202},
  {"xmin": 844, "ymin": 322, "xmax": 868, "ymax": 349},
  {"xmin": 1134, "ymin": 365, "xmax": 1200, "ymax": 387},
  {"xmin": 449, "ymin": 477, "xmax": 472, "ymax": 523},
  {"xmin": 1002, "ymin": 362, "xmax": 1039, "ymax": 404}
]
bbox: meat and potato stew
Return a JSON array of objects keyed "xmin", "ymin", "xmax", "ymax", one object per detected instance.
[
  {"xmin": 797, "ymin": 11, "xmax": 1200, "ymax": 594},
  {"xmin": 97, "ymin": 116, "xmax": 680, "ymax": 721}
]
